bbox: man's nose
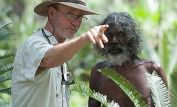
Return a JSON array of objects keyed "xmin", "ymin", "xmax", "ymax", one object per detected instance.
[
  {"xmin": 71, "ymin": 19, "xmax": 81, "ymax": 27},
  {"xmin": 109, "ymin": 35, "xmax": 119, "ymax": 43}
]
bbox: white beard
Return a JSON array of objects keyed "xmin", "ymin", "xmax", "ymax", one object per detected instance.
[{"xmin": 107, "ymin": 54, "xmax": 130, "ymax": 66}]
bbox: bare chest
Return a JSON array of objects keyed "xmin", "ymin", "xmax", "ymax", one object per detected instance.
[{"xmin": 98, "ymin": 66, "xmax": 151, "ymax": 106}]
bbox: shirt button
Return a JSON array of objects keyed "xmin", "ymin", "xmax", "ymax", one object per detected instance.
[{"xmin": 56, "ymin": 94, "xmax": 59, "ymax": 97}]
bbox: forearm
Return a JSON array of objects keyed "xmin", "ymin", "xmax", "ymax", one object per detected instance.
[
  {"xmin": 40, "ymin": 34, "xmax": 89, "ymax": 68},
  {"xmin": 40, "ymin": 25, "xmax": 109, "ymax": 68}
]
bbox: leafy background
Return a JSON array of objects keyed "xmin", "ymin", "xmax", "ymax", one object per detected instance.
[{"xmin": 0, "ymin": 0, "xmax": 177, "ymax": 107}]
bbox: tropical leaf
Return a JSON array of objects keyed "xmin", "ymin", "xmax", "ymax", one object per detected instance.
[
  {"xmin": 0, "ymin": 71, "xmax": 11, "ymax": 83},
  {"xmin": 0, "ymin": 21, "xmax": 12, "ymax": 29},
  {"xmin": 168, "ymin": 46, "xmax": 177, "ymax": 74},
  {"xmin": 0, "ymin": 76, "xmax": 11, "ymax": 83},
  {"xmin": 71, "ymin": 84, "xmax": 119, "ymax": 107},
  {"xmin": 170, "ymin": 70, "xmax": 177, "ymax": 107},
  {"xmin": 0, "ymin": 21, "xmax": 12, "ymax": 40},
  {"xmin": 0, "ymin": 19, "xmax": 13, "ymax": 103},
  {"xmin": 158, "ymin": 34, "xmax": 169, "ymax": 72},
  {"xmin": 0, "ymin": 87, "xmax": 11, "ymax": 95},
  {"xmin": 0, "ymin": 52, "xmax": 13, "ymax": 95},
  {"xmin": 147, "ymin": 71, "xmax": 170, "ymax": 107},
  {"xmin": 0, "ymin": 53, "xmax": 14, "ymax": 60},
  {"xmin": 0, "ymin": 63, "xmax": 12, "ymax": 95},
  {"xmin": 0, "ymin": 63, "xmax": 13, "ymax": 75},
  {"xmin": 100, "ymin": 68, "xmax": 147, "ymax": 107}
]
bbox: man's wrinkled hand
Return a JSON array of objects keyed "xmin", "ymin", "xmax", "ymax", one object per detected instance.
[{"xmin": 84, "ymin": 25, "xmax": 109, "ymax": 48}]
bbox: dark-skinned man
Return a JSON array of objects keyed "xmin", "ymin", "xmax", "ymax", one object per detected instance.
[{"xmin": 88, "ymin": 12, "xmax": 168, "ymax": 107}]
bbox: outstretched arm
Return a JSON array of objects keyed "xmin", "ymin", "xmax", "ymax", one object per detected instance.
[{"xmin": 40, "ymin": 25, "xmax": 109, "ymax": 68}]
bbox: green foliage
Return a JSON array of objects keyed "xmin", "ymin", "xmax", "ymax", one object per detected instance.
[
  {"xmin": 147, "ymin": 72, "xmax": 170, "ymax": 107},
  {"xmin": 100, "ymin": 68, "xmax": 147, "ymax": 107},
  {"xmin": 0, "ymin": 19, "xmax": 14, "ymax": 105},
  {"xmin": 0, "ymin": 59, "xmax": 13, "ymax": 95},
  {"xmin": 0, "ymin": 21, "xmax": 13, "ymax": 50},
  {"xmin": 0, "ymin": 22, "xmax": 11, "ymax": 40},
  {"xmin": 0, "ymin": 22, "xmax": 14, "ymax": 95},
  {"xmin": 0, "ymin": 0, "xmax": 176, "ymax": 106},
  {"xmin": 168, "ymin": 46, "xmax": 177, "ymax": 75},
  {"xmin": 71, "ymin": 84, "xmax": 119, "ymax": 107},
  {"xmin": 170, "ymin": 70, "xmax": 177, "ymax": 107},
  {"xmin": 71, "ymin": 69, "xmax": 172, "ymax": 107}
]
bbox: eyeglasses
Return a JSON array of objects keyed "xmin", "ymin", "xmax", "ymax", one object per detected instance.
[{"xmin": 54, "ymin": 7, "xmax": 88, "ymax": 22}]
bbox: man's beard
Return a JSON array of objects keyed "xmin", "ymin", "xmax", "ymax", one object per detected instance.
[
  {"xmin": 61, "ymin": 31, "xmax": 75, "ymax": 39},
  {"xmin": 107, "ymin": 53, "xmax": 130, "ymax": 66},
  {"xmin": 56, "ymin": 27, "xmax": 77, "ymax": 39},
  {"xmin": 105, "ymin": 45, "xmax": 130, "ymax": 66}
]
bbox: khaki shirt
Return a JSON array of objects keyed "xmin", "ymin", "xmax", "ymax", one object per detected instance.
[{"xmin": 12, "ymin": 29, "xmax": 70, "ymax": 107}]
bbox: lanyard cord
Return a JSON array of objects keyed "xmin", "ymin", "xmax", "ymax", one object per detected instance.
[
  {"xmin": 61, "ymin": 65, "xmax": 64, "ymax": 107},
  {"xmin": 41, "ymin": 28, "xmax": 74, "ymax": 83},
  {"xmin": 41, "ymin": 28, "xmax": 66, "ymax": 107},
  {"xmin": 41, "ymin": 28, "xmax": 66, "ymax": 81},
  {"xmin": 61, "ymin": 65, "xmax": 65, "ymax": 81},
  {"xmin": 41, "ymin": 28, "xmax": 52, "ymax": 44}
]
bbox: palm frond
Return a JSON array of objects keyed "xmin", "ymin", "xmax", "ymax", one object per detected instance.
[
  {"xmin": 170, "ymin": 70, "xmax": 177, "ymax": 107},
  {"xmin": 100, "ymin": 68, "xmax": 147, "ymax": 107},
  {"xmin": 0, "ymin": 63, "xmax": 13, "ymax": 75},
  {"xmin": 0, "ymin": 53, "xmax": 14, "ymax": 60},
  {"xmin": 0, "ymin": 21, "xmax": 12, "ymax": 29},
  {"xmin": 168, "ymin": 46, "xmax": 177, "ymax": 74},
  {"xmin": 0, "ymin": 77, "xmax": 11, "ymax": 83},
  {"xmin": 71, "ymin": 84, "xmax": 119, "ymax": 107},
  {"xmin": 158, "ymin": 34, "xmax": 169, "ymax": 72},
  {"xmin": 0, "ymin": 64, "xmax": 12, "ymax": 95},
  {"xmin": 0, "ymin": 87, "xmax": 11, "ymax": 95},
  {"xmin": 0, "ymin": 21, "xmax": 12, "ymax": 40},
  {"xmin": 0, "ymin": 70, "xmax": 11, "ymax": 83},
  {"xmin": 147, "ymin": 71, "xmax": 170, "ymax": 107}
]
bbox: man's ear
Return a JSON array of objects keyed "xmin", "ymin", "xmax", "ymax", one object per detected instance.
[{"xmin": 47, "ymin": 7, "xmax": 54, "ymax": 20}]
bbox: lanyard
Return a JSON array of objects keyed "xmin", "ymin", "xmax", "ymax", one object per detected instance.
[
  {"xmin": 41, "ymin": 28, "xmax": 74, "ymax": 107},
  {"xmin": 41, "ymin": 28, "xmax": 74, "ymax": 85},
  {"xmin": 41, "ymin": 28, "xmax": 51, "ymax": 44}
]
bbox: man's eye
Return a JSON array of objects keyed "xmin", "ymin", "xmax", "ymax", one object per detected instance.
[
  {"xmin": 105, "ymin": 32, "xmax": 112, "ymax": 36},
  {"xmin": 67, "ymin": 14, "xmax": 75, "ymax": 18}
]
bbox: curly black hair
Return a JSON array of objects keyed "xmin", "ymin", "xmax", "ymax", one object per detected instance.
[{"xmin": 95, "ymin": 12, "xmax": 143, "ymax": 59}]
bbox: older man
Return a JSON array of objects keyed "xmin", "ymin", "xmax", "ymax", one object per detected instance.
[
  {"xmin": 88, "ymin": 12, "xmax": 168, "ymax": 107},
  {"xmin": 11, "ymin": 0, "xmax": 108, "ymax": 107}
]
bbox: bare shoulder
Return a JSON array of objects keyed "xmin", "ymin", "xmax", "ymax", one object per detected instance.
[
  {"xmin": 143, "ymin": 60, "xmax": 163, "ymax": 73},
  {"xmin": 134, "ymin": 59, "xmax": 161, "ymax": 73},
  {"xmin": 89, "ymin": 61, "xmax": 111, "ymax": 90},
  {"xmin": 91, "ymin": 61, "xmax": 109, "ymax": 78},
  {"xmin": 141, "ymin": 60, "xmax": 168, "ymax": 86}
]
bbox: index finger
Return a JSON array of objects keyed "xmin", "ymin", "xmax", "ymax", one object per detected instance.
[
  {"xmin": 99, "ymin": 25, "xmax": 109, "ymax": 43},
  {"xmin": 100, "ymin": 24, "xmax": 109, "ymax": 33}
]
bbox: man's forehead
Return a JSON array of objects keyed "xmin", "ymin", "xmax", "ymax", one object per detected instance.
[
  {"xmin": 106, "ymin": 29, "xmax": 123, "ymax": 35},
  {"xmin": 106, "ymin": 23, "xmax": 122, "ymax": 32},
  {"xmin": 107, "ymin": 22, "xmax": 118, "ymax": 28}
]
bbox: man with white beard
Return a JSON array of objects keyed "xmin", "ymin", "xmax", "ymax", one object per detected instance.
[{"xmin": 88, "ymin": 12, "xmax": 168, "ymax": 107}]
